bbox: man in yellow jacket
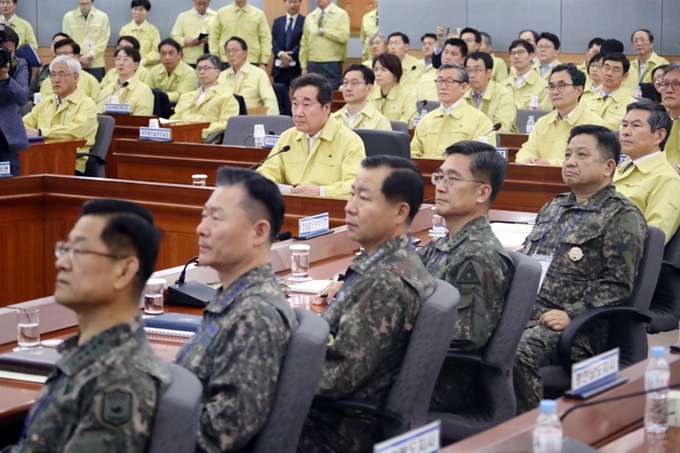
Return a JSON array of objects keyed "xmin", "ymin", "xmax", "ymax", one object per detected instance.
[
  {"xmin": 332, "ymin": 64, "xmax": 391, "ymax": 131},
  {"xmin": 387, "ymin": 32, "xmax": 423, "ymax": 94},
  {"xmin": 146, "ymin": 38, "xmax": 198, "ymax": 103},
  {"xmin": 660, "ymin": 63, "xmax": 680, "ymax": 174},
  {"xmin": 532, "ymin": 32, "xmax": 561, "ymax": 81},
  {"xmin": 614, "ymin": 101, "xmax": 680, "ymax": 244},
  {"xmin": 299, "ymin": 0, "xmax": 350, "ymax": 90},
  {"xmin": 359, "ymin": 1, "xmax": 378, "ymax": 62},
  {"xmin": 630, "ymin": 29, "xmax": 669, "ymax": 84},
  {"xmin": 257, "ymin": 74, "xmax": 366, "ymax": 198},
  {"xmin": 40, "ymin": 39, "xmax": 101, "ymax": 102},
  {"xmin": 1, "ymin": 0, "xmax": 38, "ymax": 50},
  {"xmin": 463, "ymin": 52, "xmax": 516, "ymax": 133},
  {"xmin": 411, "ymin": 63, "xmax": 495, "ymax": 159},
  {"xmin": 479, "ymin": 32, "xmax": 509, "ymax": 84},
  {"xmin": 517, "ymin": 64, "xmax": 605, "ymax": 166},
  {"xmin": 209, "ymin": 0, "xmax": 271, "ymax": 69},
  {"xmin": 62, "ymin": 0, "xmax": 110, "ymax": 81},
  {"xmin": 416, "ymin": 38, "xmax": 466, "ymax": 102},
  {"xmin": 23, "ymin": 56, "xmax": 98, "ymax": 175},
  {"xmin": 500, "ymin": 39, "xmax": 550, "ymax": 111},
  {"xmin": 169, "ymin": 0, "xmax": 217, "ymax": 66}
]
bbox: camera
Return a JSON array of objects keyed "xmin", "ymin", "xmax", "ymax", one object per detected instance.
[{"xmin": 0, "ymin": 23, "xmax": 8, "ymax": 68}]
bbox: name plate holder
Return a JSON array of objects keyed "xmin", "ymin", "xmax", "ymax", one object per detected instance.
[
  {"xmin": 374, "ymin": 420, "xmax": 439, "ymax": 453},
  {"xmin": 296, "ymin": 212, "xmax": 332, "ymax": 240},
  {"xmin": 104, "ymin": 103, "xmax": 131, "ymax": 114},
  {"xmin": 565, "ymin": 348, "xmax": 627, "ymax": 399},
  {"xmin": 139, "ymin": 127, "xmax": 172, "ymax": 142},
  {"xmin": 496, "ymin": 147, "xmax": 508, "ymax": 161},
  {"xmin": 0, "ymin": 161, "xmax": 11, "ymax": 178},
  {"xmin": 264, "ymin": 135, "xmax": 280, "ymax": 148}
]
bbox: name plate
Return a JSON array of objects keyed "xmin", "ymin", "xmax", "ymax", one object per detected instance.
[
  {"xmin": 412, "ymin": 117, "xmax": 422, "ymax": 129},
  {"xmin": 374, "ymin": 420, "xmax": 439, "ymax": 453},
  {"xmin": 496, "ymin": 147, "xmax": 508, "ymax": 161},
  {"xmin": 139, "ymin": 127, "xmax": 172, "ymax": 142},
  {"xmin": 265, "ymin": 135, "xmax": 280, "ymax": 148},
  {"xmin": 104, "ymin": 103, "xmax": 131, "ymax": 114},
  {"xmin": 571, "ymin": 348, "xmax": 619, "ymax": 395},
  {"xmin": 299, "ymin": 212, "xmax": 330, "ymax": 238},
  {"xmin": 618, "ymin": 154, "xmax": 628, "ymax": 166},
  {"xmin": 0, "ymin": 161, "xmax": 11, "ymax": 178}
]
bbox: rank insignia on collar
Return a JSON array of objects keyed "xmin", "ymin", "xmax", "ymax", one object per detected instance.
[{"xmin": 568, "ymin": 247, "xmax": 583, "ymax": 262}]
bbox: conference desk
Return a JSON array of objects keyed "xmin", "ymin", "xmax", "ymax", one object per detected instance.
[
  {"xmin": 105, "ymin": 114, "xmax": 208, "ymax": 178},
  {"xmin": 19, "ymin": 139, "xmax": 84, "ymax": 176},
  {"xmin": 404, "ymin": 132, "xmax": 529, "ymax": 163},
  {"xmin": 0, "ymin": 175, "xmax": 350, "ymax": 307}
]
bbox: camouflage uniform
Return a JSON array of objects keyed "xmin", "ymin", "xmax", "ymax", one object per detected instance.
[
  {"xmin": 175, "ymin": 263, "xmax": 297, "ymax": 453},
  {"xmin": 8, "ymin": 315, "xmax": 171, "ymax": 453},
  {"xmin": 513, "ymin": 184, "xmax": 646, "ymax": 413},
  {"xmin": 298, "ymin": 234, "xmax": 436, "ymax": 453},
  {"xmin": 419, "ymin": 215, "xmax": 515, "ymax": 413}
]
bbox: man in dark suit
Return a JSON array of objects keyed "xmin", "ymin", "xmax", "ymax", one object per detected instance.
[{"xmin": 271, "ymin": 0, "xmax": 304, "ymax": 88}]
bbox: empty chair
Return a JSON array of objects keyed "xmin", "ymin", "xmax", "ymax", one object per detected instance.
[
  {"xmin": 251, "ymin": 308, "xmax": 330, "ymax": 453},
  {"xmin": 221, "ymin": 115, "xmax": 294, "ymax": 147},
  {"xmin": 418, "ymin": 100, "xmax": 440, "ymax": 114},
  {"xmin": 389, "ymin": 120, "xmax": 409, "ymax": 134},
  {"xmin": 353, "ymin": 129, "xmax": 411, "ymax": 159},
  {"xmin": 647, "ymin": 228, "xmax": 680, "ymax": 333},
  {"xmin": 430, "ymin": 252, "xmax": 541, "ymax": 443},
  {"xmin": 539, "ymin": 226, "xmax": 664, "ymax": 396},
  {"xmin": 515, "ymin": 109, "xmax": 552, "ymax": 133},
  {"xmin": 76, "ymin": 115, "xmax": 114, "ymax": 178},
  {"xmin": 313, "ymin": 279, "xmax": 460, "ymax": 440},
  {"xmin": 148, "ymin": 363, "xmax": 202, "ymax": 453}
]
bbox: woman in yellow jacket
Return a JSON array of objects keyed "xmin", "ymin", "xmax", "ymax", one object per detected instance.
[
  {"xmin": 98, "ymin": 47, "xmax": 154, "ymax": 116},
  {"xmin": 368, "ymin": 53, "xmax": 417, "ymax": 125},
  {"xmin": 118, "ymin": 0, "xmax": 161, "ymax": 68}
]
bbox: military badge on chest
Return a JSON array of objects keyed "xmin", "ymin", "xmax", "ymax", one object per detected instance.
[{"xmin": 568, "ymin": 247, "xmax": 583, "ymax": 262}]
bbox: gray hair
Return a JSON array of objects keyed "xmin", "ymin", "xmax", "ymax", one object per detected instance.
[
  {"xmin": 625, "ymin": 99, "xmax": 673, "ymax": 150},
  {"xmin": 663, "ymin": 62, "xmax": 680, "ymax": 77},
  {"xmin": 480, "ymin": 31, "xmax": 492, "ymax": 46},
  {"xmin": 49, "ymin": 55, "xmax": 82, "ymax": 76},
  {"xmin": 438, "ymin": 62, "xmax": 469, "ymax": 84},
  {"xmin": 369, "ymin": 33, "xmax": 387, "ymax": 45}
]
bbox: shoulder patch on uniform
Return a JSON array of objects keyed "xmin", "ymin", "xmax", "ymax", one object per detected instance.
[
  {"xmin": 97, "ymin": 387, "xmax": 134, "ymax": 427},
  {"xmin": 457, "ymin": 262, "xmax": 481, "ymax": 285}
]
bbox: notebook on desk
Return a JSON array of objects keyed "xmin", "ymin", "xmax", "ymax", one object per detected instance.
[
  {"xmin": 0, "ymin": 347, "xmax": 62, "ymax": 383},
  {"xmin": 143, "ymin": 313, "xmax": 202, "ymax": 338}
]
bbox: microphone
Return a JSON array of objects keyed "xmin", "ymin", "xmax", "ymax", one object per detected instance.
[
  {"xmin": 174, "ymin": 256, "xmax": 199, "ymax": 285},
  {"xmin": 96, "ymin": 81, "xmax": 129, "ymax": 104},
  {"xmin": 483, "ymin": 122, "xmax": 502, "ymax": 136},
  {"xmin": 167, "ymin": 256, "xmax": 217, "ymax": 308},
  {"xmin": 247, "ymin": 145, "xmax": 291, "ymax": 170},
  {"xmin": 276, "ymin": 231, "xmax": 292, "ymax": 241},
  {"xmin": 407, "ymin": 100, "xmax": 428, "ymax": 125}
]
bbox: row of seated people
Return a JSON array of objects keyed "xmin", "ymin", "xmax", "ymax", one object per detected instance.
[{"xmin": 4, "ymin": 129, "xmax": 651, "ymax": 452}]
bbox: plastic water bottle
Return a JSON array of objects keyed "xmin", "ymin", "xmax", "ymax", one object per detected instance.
[
  {"xmin": 253, "ymin": 124, "xmax": 266, "ymax": 148},
  {"xmin": 645, "ymin": 346, "xmax": 670, "ymax": 434},
  {"xmin": 533, "ymin": 400, "xmax": 562, "ymax": 453},
  {"xmin": 526, "ymin": 116, "xmax": 536, "ymax": 134},
  {"xmin": 635, "ymin": 85, "xmax": 643, "ymax": 99},
  {"xmin": 413, "ymin": 109, "xmax": 427, "ymax": 129},
  {"xmin": 529, "ymin": 95, "xmax": 539, "ymax": 111}
]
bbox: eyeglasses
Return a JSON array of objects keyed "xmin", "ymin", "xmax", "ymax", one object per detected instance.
[
  {"xmin": 659, "ymin": 81, "xmax": 680, "ymax": 91},
  {"xmin": 434, "ymin": 78, "xmax": 463, "ymax": 87},
  {"xmin": 55, "ymin": 241, "xmax": 125, "ymax": 262},
  {"xmin": 510, "ymin": 50, "xmax": 528, "ymax": 57},
  {"xmin": 537, "ymin": 44, "xmax": 554, "ymax": 50},
  {"xmin": 49, "ymin": 72, "xmax": 76, "ymax": 79},
  {"xmin": 342, "ymin": 80, "xmax": 367, "ymax": 88},
  {"xmin": 465, "ymin": 67, "xmax": 486, "ymax": 74},
  {"xmin": 548, "ymin": 83, "xmax": 574, "ymax": 93},
  {"xmin": 196, "ymin": 66, "xmax": 219, "ymax": 72},
  {"xmin": 431, "ymin": 172, "xmax": 486, "ymax": 186},
  {"xmin": 114, "ymin": 56, "xmax": 133, "ymax": 62},
  {"xmin": 632, "ymin": 38, "xmax": 649, "ymax": 44},
  {"xmin": 224, "ymin": 48, "xmax": 242, "ymax": 55}
]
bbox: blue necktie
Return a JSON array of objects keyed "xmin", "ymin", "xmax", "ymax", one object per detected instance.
[{"xmin": 285, "ymin": 17, "xmax": 294, "ymax": 50}]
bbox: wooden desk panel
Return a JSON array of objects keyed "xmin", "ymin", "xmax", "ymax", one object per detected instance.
[
  {"xmin": 19, "ymin": 139, "xmax": 84, "ymax": 176},
  {"xmin": 499, "ymin": 133, "xmax": 529, "ymax": 163}
]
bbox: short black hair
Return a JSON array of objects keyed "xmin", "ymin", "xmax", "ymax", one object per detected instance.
[
  {"xmin": 158, "ymin": 38, "xmax": 181, "ymax": 52},
  {"xmin": 388, "ymin": 32, "xmax": 410, "ymax": 45},
  {"xmin": 568, "ymin": 125, "xmax": 621, "ymax": 164},
  {"xmin": 465, "ymin": 52, "xmax": 494, "ymax": 71},
  {"xmin": 52, "ymin": 32, "xmax": 70, "ymax": 42},
  {"xmin": 509, "ymin": 39, "xmax": 534, "ymax": 54},
  {"xmin": 538, "ymin": 32, "xmax": 560, "ymax": 51},
  {"xmin": 131, "ymin": 0, "xmax": 151, "ymax": 10},
  {"xmin": 626, "ymin": 100, "xmax": 673, "ymax": 150},
  {"xmin": 460, "ymin": 27, "xmax": 482, "ymax": 44},
  {"xmin": 421, "ymin": 33, "xmax": 437, "ymax": 43},
  {"xmin": 226, "ymin": 36, "xmax": 248, "ymax": 51},
  {"xmin": 54, "ymin": 38, "xmax": 81, "ymax": 56},
  {"xmin": 1, "ymin": 28, "xmax": 19, "ymax": 48},
  {"xmin": 445, "ymin": 141, "xmax": 507, "ymax": 205},
  {"xmin": 216, "ymin": 167, "xmax": 284, "ymax": 243},
  {"xmin": 361, "ymin": 155, "xmax": 423, "ymax": 224},
  {"xmin": 587, "ymin": 51, "xmax": 606, "ymax": 75},
  {"xmin": 444, "ymin": 38, "xmax": 468, "ymax": 57},
  {"xmin": 518, "ymin": 29, "xmax": 539, "ymax": 42},
  {"xmin": 373, "ymin": 52, "xmax": 403, "ymax": 82},
  {"xmin": 118, "ymin": 35, "xmax": 141, "ymax": 50},
  {"xmin": 631, "ymin": 29, "xmax": 654, "ymax": 43},
  {"xmin": 601, "ymin": 39, "xmax": 624, "ymax": 54},
  {"xmin": 81, "ymin": 199, "xmax": 162, "ymax": 297},
  {"xmin": 291, "ymin": 73, "xmax": 333, "ymax": 108},
  {"xmin": 602, "ymin": 52, "xmax": 631, "ymax": 74},
  {"xmin": 588, "ymin": 37, "xmax": 604, "ymax": 49},
  {"xmin": 197, "ymin": 53, "xmax": 221, "ymax": 69},
  {"xmin": 114, "ymin": 46, "xmax": 141, "ymax": 64},
  {"xmin": 551, "ymin": 63, "xmax": 586, "ymax": 88},
  {"xmin": 343, "ymin": 63, "xmax": 375, "ymax": 85}
]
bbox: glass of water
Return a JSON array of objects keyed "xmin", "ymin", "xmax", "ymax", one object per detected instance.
[
  {"xmin": 429, "ymin": 206, "xmax": 448, "ymax": 238},
  {"xmin": 289, "ymin": 244, "xmax": 311, "ymax": 281},
  {"xmin": 144, "ymin": 278, "xmax": 166, "ymax": 315},
  {"xmin": 16, "ymin": 308, "xmax": 40, "ymax": 349}
]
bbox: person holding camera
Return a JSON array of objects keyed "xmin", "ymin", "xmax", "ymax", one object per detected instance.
[{"xmin": 0, "ymin": 25, "xmax": 29, "ymax": 176}]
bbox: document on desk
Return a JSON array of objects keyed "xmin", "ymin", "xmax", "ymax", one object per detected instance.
[
  {"xmin": 277, "ymin": 183, "xmax": 294, "ymax": 194},
  {"xmin": 490, "ymin": 222, "xmax": 533, "ymax": 251},
  {"xmin": 0, "ymin": 347, "xmax": 61, "ymax": 383}
]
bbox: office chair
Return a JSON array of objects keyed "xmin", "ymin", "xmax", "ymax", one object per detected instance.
[
  {"xmin": 75, "ymin": 115, "xmax": 114, "ymax": 178},
  {"xmin": 354, "ymin": 129, "xmax": 411, "ymax": 159}
]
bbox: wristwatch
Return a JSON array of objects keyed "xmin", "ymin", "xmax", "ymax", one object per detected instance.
[{"xmin": 86, "ymin": 54, "xmax": 93, "ymax": 62}]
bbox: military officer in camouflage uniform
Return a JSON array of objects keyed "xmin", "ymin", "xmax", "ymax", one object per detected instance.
[
  {"xmin": 513, "ymin": 125, "xmax": 647, "ymax": 413},
  {"xmin": 175, "ymin": 167, "xmax": 297, "ymax": 453},
  {"xmin": 6, "ymin": 199, "xmax": 171, "ymax": 453},
  {"xmin": 298, "ymin": 155, "xmax": 436, "ymax": 453},
  {"xmin": 420, "ymin": 141, "xmax": 515, "ymax": 414}
]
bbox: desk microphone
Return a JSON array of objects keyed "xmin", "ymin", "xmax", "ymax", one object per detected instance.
[
  {"xmin": 247, "ymin": 145, "xmax": 291, "ymax": 169},
  {"xmin": 407, "ymin": 100, "xmax": 429, "ymax": 125},
  {"xmin": 276, "ymin": 231, "xmax": 292, "ymax": 241},
  {"xmin": 167, "ymin": 256, "xmax": 217, "ymax": 308},
  {"xmin": 483, "ymin": 122, "xmax": 502, "ymax": 136},
  {"xmin": 243, "ymin": 131, "xmax": 277, "ymax": 146},
  {"xmin": 96, "ymin": 81, "xmax": 129, "ymax": 104}
]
